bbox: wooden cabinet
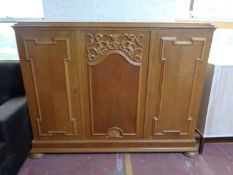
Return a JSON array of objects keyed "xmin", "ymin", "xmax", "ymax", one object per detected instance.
[{"xmin": 14, "ymin": 23, "xmax": 215, "ymax": 154}]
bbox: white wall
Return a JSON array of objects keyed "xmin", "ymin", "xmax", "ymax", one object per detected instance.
[
  {"xmin": 42, "ymin": 0, "xmax": 176, "ymax": 22},
  {"xmin": 204, "ymin": 66, "xmax": 233, "ymax": 137}
]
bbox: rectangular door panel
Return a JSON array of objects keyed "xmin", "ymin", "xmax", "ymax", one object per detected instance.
[
  {"xmin": 81, "ymin": 30, "xmax": 150, "ymax": 139},
  {"xmin": 16, "ymin": 31, "xmax": 82, "ymax": 140},
  {"xmin": 146, "ymin": 30, "xmax": 213, "ymax": 139}
]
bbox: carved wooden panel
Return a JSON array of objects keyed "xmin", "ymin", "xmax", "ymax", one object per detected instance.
[
  {"xmin": 84, "ymin": 31, "xmax": 150, "ymax": 139},
  {"xmin": 23, "ymin": 36, "xmax": 77, "ymax": 137},
  {"xmin": 147, "ymin": 31, "xmax": 211, "ymax": 139},
  {"xmin": 87, "ymin": 33, "xmax": 143, "ymax": 65}
]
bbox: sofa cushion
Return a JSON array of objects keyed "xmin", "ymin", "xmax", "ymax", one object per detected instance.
[
  {"xmin": 0, "ymin": 155, "xmax": 11, "ymax": 175},
  {"xmin": 8, "ymin": 119, "xmax": 31, "ymax": 175},
  {"xmin": 0, "ymin": 142, "xmax": 7, "ymax": 164},
  {"xmin": 0, "ymin": 88, "xmax": 12, "ymax": 106},
  {"xmin": 0, "ymin": 61, "xmax": 25, "ymax": 105},
  {"xmin": 0, "ymin": 97, "xmax": 28, "ymax": 153}
]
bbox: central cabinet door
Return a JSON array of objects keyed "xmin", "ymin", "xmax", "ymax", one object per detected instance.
[{"xmin": 80, "ymin": 30, "xmax": 150, "ymax": 139}]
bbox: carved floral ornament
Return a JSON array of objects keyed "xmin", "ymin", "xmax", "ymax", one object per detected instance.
[
  {"xmin": 106, "ymin": 127, "xmax": 123, "ymax": 138},
  {"xmin": 87, "ymin": 33, "xmax": 144, "ymax": 63}
]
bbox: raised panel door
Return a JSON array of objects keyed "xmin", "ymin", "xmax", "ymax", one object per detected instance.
[
  {"xmin": 16, "ymin": 30, "xmax": 83, "ymax": 140},
  {"xmin": 146, "ymin": 30, "xmax": 213, "ymax": 139},
  {"xmin": 80, "ymin": 30, "xmax": 150, "ymax": 139}
]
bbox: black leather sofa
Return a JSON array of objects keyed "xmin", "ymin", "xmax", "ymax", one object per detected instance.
[{"xmin": 0, "ymin": 61, "xmax": 32, "ymax": 175}]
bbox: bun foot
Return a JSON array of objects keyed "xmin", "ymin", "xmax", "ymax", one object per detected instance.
[
  {"xmin": 29, "ymin": 153, "xmax": 44, "ymax": 159},
  {"xmin": 183, "ymin": 151, "xmax": 198, "ymax": 158}
]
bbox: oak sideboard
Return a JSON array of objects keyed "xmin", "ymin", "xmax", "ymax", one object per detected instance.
[{"xmin": 13, "ymin": 22, "xmax": 215, "ymax": 157}]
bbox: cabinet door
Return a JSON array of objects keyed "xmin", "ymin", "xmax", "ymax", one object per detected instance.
[
  {"xmin": 16, "ymin": 30, "xmax": 83, "ymax": 140},
  {"xmin": 146, "ymin": 30, "xmax": 213, "ymax": 139},
  {"xmin": 80, "ymin": 30, "xmax": 150, "ymax": 139}
]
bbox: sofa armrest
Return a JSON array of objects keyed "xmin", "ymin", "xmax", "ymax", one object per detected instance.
[{"xmin": 0, "ymin": 96, "xmax": 29, "ymax": 153}]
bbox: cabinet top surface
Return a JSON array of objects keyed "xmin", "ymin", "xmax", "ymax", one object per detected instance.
[{"xmin": 13, "ymin": 22, "xmax": 215, "ymax": 29}]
